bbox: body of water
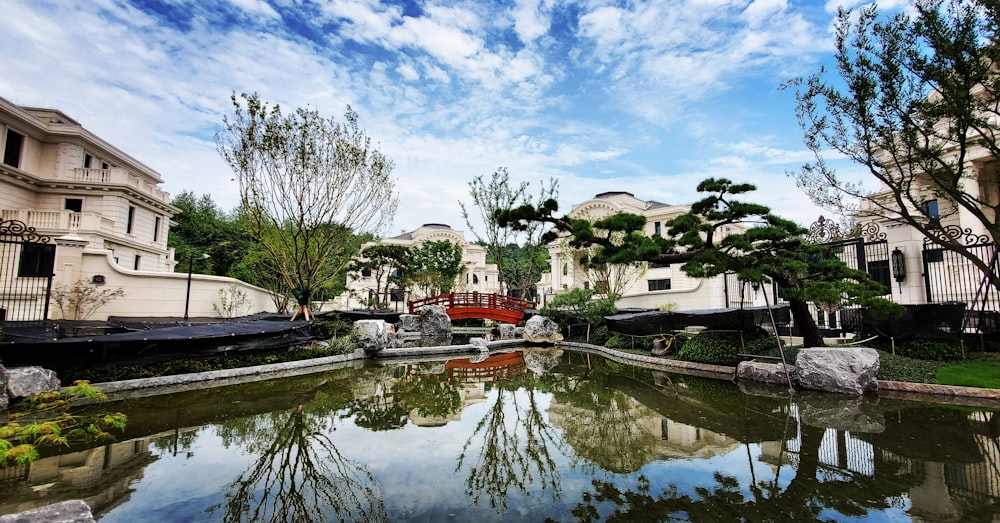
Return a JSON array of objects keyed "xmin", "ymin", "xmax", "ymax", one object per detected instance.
[{"xmin": 1, "ymin": 347, "xmax": 998, "ymax": 522}]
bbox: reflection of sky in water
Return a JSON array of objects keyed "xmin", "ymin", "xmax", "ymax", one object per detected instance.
[
  {"xmin": 96, "ymin": 391, "xmax": 910, "ymax": 523},
  {"xmin": 81, "ymin": 358, "xmax": 963, "ymax": 522}
]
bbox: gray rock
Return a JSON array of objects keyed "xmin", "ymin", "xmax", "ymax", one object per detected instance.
[
  {"xmin": 523, "ymin": 347, "xmax": 563, "ymax": 374},
  {"xmin": 0, "ymin": 366, "xmax": 7, "ymax": 410},
  {"xmin": 351, "ymin": 320, "xmax": 394, "ymax": 352},
  {"xmin": 0, "ymin": 500, "xmax": 95, "ymax": 523},
  {"xmin": 397, "ymin": 314, "xmax": 422, "ymax": 333},
  {"xmin": 794, "ymin": 391, "xmax": 885, "ymax": 433},
  {"xmin": 736, "ymin": 361, "xmax": 797, "ymax": 386},
  {"xmin": 420, "ymin": 305, "xmax": 452, "ymax": 337},
  {"xmin": 6, "ymin": 366, "xmax": 60, "ymax": 400},
  {"xmin": 796, "ymin": 347, "xmax": 879, "ymax": 395},
  {"xmin": 498, "ymin": 323, "xmax": 517, "ymax": 340},
  {"xmin": 522, "ymin": 315, "xmax": 563, "ymax": 344}
]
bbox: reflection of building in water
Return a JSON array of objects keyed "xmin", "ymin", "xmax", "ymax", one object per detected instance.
[
  {"xmin": 0, "ymin": 434, "xmax": 160, "ymax": 517},
  {"xmin": 362, "ymin": 352, "xmax": 529, "ymax": 428},
  {"xmin": 548, "ymin": 393, "xmax": 740, "ymax": 473},
  {"xmin": 756, "ymin": 409, "xmax": 1000, "ymax": 523}
]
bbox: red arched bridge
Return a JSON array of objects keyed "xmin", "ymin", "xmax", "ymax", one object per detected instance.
[{"xmin": 408, "ymin": 292, "xmax": 534, "ymax": 324}]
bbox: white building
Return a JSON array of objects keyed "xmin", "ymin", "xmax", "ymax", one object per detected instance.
[
  {"xmin": 539, "ymin": 191, "xmax": 752, "ymax": 311},
  {"xmin": 0, "ymin": 96, "xmax": 275, "ymax": 320},
  {"xmin": 346, "ymin": 223, "xmax": 501, "ymax": 309}
]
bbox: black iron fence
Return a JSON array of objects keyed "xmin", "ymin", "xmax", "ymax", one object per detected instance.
[{"xmin": 0, "ymin": 218, "xmax": 54, "ymax": 322}]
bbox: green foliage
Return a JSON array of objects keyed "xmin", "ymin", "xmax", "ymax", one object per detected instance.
[
  {"xmin": 217, "ymin": 92, "xmax": 397, "ymax": 315},
  {"xmin": 936, "ymin": 362, "xmax": 1000, "ymax": 389},
  {"xmin": 498, "ymin": 176, "xmax": 902, "ymax": 348},
  {"xmin": 169, "ymin": 191, "xmax": 249, "ymax": 278},
  {"xmin": 877, "ymin": 351, "xmax": 950, "ymax": 384},
  {"xmin": 0, "ymin": 381, "xmax": 126, "ymax": 468},
  {"xmin": 898, "ymin": 339, "xmax": 964, "ymax": 362},
  {"xmin": 676, "ymin": 331, "xmax": 743, "ymax": 366},
  {"xmin": 349, "ymin": 244, "xmax": 410, "ymax": 308},
  {"xmin": 407, "ymin": 240, "xmax": 464, "ymax": 297}
]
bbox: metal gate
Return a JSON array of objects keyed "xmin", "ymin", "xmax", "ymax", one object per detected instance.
[
  {"xmin": 922, "ymin": 226, "xmax": 1000, "ymax": 331},
  {"xmin": 0, "ymin": 218, "xmax": 54, "ymax": 322}
]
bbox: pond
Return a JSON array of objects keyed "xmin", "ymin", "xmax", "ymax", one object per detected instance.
[{"xmin": 1, "ymin": 347, "xmax": 999, "ymax": 522}]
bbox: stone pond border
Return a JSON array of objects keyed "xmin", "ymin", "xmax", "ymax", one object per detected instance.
[{"xmin": 78, "ymin": 339, "xmax": 1000, "ymax": 408}]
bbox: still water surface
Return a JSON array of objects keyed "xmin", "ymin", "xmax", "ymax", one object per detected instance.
[{"xmin": 2, "ymin": 348, "xmax": 999, "ymax": 522}]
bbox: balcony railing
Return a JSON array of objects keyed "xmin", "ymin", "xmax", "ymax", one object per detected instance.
[
  {"xmin": 70, "ymin": 168, "xmax": 171, "ymax": 203},
  {"xmin": 0, "ymin": 210, "xmax": 116, "ymax": 236}
]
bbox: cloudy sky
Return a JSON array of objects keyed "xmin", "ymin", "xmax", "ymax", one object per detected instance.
[{"xmin": 1, "ymin": 0, "xmax": 892, "ymax": 238}]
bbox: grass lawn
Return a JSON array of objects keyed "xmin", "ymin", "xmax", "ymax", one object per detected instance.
[{"xmin": 936, "ymin": 361, "xmax": 1000, "ymax": 389}]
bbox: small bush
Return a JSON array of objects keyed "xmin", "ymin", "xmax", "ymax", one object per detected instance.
[
  {"xmin": 676, "ymin": 330, "xmax": 742, "ymax": 366},
  {"xmin": 897, "ymin": 339, "xmax": 964, "ymax": 361},
  {"xmin": 604, "ymin": 334, "xmax": 631, "ymax": 350}
]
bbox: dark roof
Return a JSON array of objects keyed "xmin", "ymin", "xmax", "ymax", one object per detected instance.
[{"xmin": 594, "ymin": 191, "xmax": 634, "ymax": 199}]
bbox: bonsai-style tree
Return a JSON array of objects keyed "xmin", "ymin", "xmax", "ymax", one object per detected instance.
[{"xmin": 500, "ymin": 178, "xmax": 899, "ymax": 347}]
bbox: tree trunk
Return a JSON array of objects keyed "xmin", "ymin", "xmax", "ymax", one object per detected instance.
[{"xmin": 788, "ymin": 297, "xmax": 824, "ymax": 348}]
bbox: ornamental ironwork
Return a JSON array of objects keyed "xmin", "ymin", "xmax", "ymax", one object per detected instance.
[
  {"xmin": 806, "ymin": 215, "xmax": 842, "ymax": 243},
  {"xmin": 0, "ymin": 218, "xmax": 50, "ymax": 243},
  {"xmin": 861, "ymin": 221, "xmax": 886, "ymax": 242},
  {"xmin": 923, "ymin": 224, "xmax": 991, "ymax": 246}
]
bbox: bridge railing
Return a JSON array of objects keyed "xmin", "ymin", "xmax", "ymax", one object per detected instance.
[{"xmin": 408, "ymin": 292, "xmax": 535, "ymax": 314}]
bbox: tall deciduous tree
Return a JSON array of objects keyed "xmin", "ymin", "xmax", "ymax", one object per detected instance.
[
  {"xmin": 500, "ymin": 178, "xmax": 898, "ymax": 348},
  {"xmin": 789, "ymin": 0, "xmax": 1000, "ymax": 295},
  {"xmin": 407, "ymin": 239, "xmax": 464, "ymax": 298},
  {"xmin": 460, "ymin": 168, "xmax": 557, "ymax": 299},
  {"xmin": 217, "ymin": 93, "xmax": 397, "ymax": 320}
]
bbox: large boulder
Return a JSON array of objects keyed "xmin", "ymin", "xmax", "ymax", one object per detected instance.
[
  {"xmin": 0, "ymin": 500, "xmax": 95, "ymax": 523},
  {"xmin": 6, "ymin": 366, "xmax": 60, "ymax": 400},
  {"xmin": 420, "ymin": 305, "xmax": 452, "ymax": 337},
  {"xmin": 351, "ymin": 320, "xmax": 396, "ymax": 352},
  {"xmin": 736, "ymin": 361, "xmax": 797, "ymax": 386},
  {"xmin": 522, "ymin": 315, "xmax": 563, "ymax": 344},
  {"xmin": 794, "ymin": 391, "xmax": 885, "ymax": 433},
  {"xmin": 498, "ymin": 323, "xmax": 517, "ymax": 340},
  {"xmin": 796, "ymin": 347, "xmax": 879, "ymax": 395},
  {"xmin": 397, "ymin": 314, "xmax": 422, "ymax": 333}
]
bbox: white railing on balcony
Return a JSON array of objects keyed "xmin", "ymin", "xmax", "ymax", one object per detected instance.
[
  {"xmin": 0, "ymin": 210, "xmax": 116, "ymax": 235},
  {"xmin": 70, "ymin": 168, "xmax": 171, "ymax": 203}
]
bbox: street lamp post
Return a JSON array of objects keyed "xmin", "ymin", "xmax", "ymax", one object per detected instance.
[{"xmin": 184, "ymin": 253, "xmax": 211, "ymax": 320}]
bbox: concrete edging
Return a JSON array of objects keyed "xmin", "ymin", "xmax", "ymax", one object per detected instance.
[{"xmin": 80, "ymin": 340, "xmax": 1000, "ymax": 406}]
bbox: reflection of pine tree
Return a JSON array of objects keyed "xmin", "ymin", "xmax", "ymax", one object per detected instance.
[
  {"xmin": 210, "ymin": 405, "xmax": 386, "ymax": 523},
  {"xmin": 456, "ymin": 385, "xmax": 562, "ymax": 514}
]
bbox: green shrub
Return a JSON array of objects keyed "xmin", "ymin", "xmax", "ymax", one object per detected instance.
[
  {"xmin": 898, "ymin": 339, "xmax": 964, "ymax": 361},
  {"xmin": 676, "ymin": 330, "xmax": 742, "ymax": 366},
  {"xmin": 604, "ymin": 334, "xmax": 631, "ymax": 350}
]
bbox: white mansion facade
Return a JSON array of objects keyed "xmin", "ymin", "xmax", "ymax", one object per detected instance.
[{"xmin": 0, "ymin": 96, "xmax": 274, "ymax": 320}]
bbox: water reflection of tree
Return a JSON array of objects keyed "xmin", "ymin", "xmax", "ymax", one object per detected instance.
[
  {"xmin": 344, "ymin": 373, "xmax": 461, "ymax": 431},
  {"xmin": 565, "ymin": 416, "xmax": 927, "ymax": 521},
  {"xmin": 551, "ymin": 374, "xmax": 657, "ymax": 474},
  {"xmin": 210, "ymin": 380, "xmax": 386, "ymax": 523},
  {"xmin": 456, "ymin": 375, "xmax": 562, "ymax": 514}
]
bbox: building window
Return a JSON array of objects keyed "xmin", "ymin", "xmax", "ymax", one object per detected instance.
[
  {"xmin": 65, "ymin": 198, "xmax": 83, "ymax": 212},
  {"xmin": 18, "ymin": 243, "xmax": 55, "ymax": 277},
  {"xmin": 867, "ymin": 259, "xmax": 891, "ymax": 292},
  {"xmin": 648, "ymin": 278, "xmax": 671, "ymax": 291},
  {"xmin": 583, "ymin": 281, "xmax": 590, "ymax": 290},
  {"xmin": 153, "ymin": 216, "xmax": 161, "ymax": 241},
  {"xmin": 361, "ymin": 268, "xmax": 372, "ymax": 277},
  {"xmin": 84, "ymin": 154, "xmax": 93, "ymax": 168},
  {"xmin": 654, "ymin": 221, "xmax": 661, "ymax": 236},
  {"xmin": 126, "ymin": 206, "xmax": 136, "ymax": 234},
  {"xmin": 133, "ymin": 255, "xmax": 141, "ymax": 270},
  {"xmin": 562, "ymin": 263, "xmax": 568, "ymax": 276},
  {"xmin": 922, "ymin": 199, "xmax": 940, "ymax": 219},
  {"xmin": 3, "ymin": 129, "xmax": 24, "ymax": 168},
  {"xmin": 473, "ymin": 274, "xmax": 479, "ymax": 284}
]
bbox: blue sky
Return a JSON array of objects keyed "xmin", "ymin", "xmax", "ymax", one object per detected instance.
[{"xmin": 1, "ymin": 0, "xmax": 900, "ymax": 237}]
